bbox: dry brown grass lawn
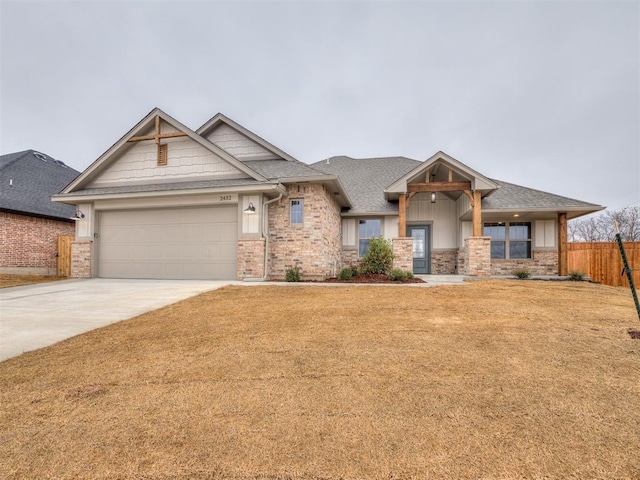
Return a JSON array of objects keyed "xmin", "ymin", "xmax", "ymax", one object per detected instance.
[
  {"xmin": 1, "ymin": 280, "xmax": 639, "ymax": 479},
  {"xmin": 0, "ymin": 274, "xmax": 66, "ymax": 289}
]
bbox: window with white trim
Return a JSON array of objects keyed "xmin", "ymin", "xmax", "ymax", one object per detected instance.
[
  {"xmin": 358, "ymin": 219, "xmax": 381, "ymax": 257},
  {"xmin": 483, "ymin": 222, "xmax": 532, "ymax": 259},
  {"xmin": 290, "ymin": 199, "xmax": 303, "ymax": 224}
]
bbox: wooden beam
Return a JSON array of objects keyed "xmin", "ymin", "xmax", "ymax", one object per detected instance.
[
  {"xmin": 472, "ymin": 190, "xmax": 482, "ymax": 236},
  {"xmin": 399, "ymin": 193, "xmax": 407, "ymax": 238},
  {"xmin": 128, "ymin": 131, "xmax": 188, "ymax": 143},
  {"xmin": 558, "ymin": 212, "xmax": 568, "ymax": 276},
  {"xmin": 405, "ymin": 192, "xmax": 416, "ymax": 207},
  {"xmin": 448, "ymin": 168, "xmax": 453, "ymax": 182},
  {"xmin": 408, "ymin": 181, "xmax": 472, "ymax": 193},
  {"xmin": 463, "ymin": 190, "xmax": 474, "ymax": 206}
]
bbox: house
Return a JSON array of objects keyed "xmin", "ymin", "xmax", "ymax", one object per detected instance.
[
  {"xmin": 52, "ymin": 108, "xmax": 604, "ymax": 280},
  {"xmin": 1, "ymin": 150, "xmax": 80, "ymax": 275}
]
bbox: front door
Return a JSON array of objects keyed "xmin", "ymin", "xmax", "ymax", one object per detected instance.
[{"xmin": 408, "ymin": 225, "xmax": 431, "ymax": 274}]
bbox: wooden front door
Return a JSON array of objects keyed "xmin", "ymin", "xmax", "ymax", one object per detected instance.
[
  {"xmin": 408, "ymin": 225, "xmax": 431, "ymax": 274},
  {"xmin": 57, "ymin": 235, "xmax": 74, "ymax": 277}
]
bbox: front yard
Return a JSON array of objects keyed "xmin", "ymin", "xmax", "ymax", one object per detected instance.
[{"xmin": 1, "ymin": 280, "xmax": 638, "ymax": 479}]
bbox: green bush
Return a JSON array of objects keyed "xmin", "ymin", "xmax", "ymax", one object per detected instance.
[
  {"xmin": 513, "ymin": 269, "xmax": 531, "ymax": 279},
  {"xmin": 568, "ymin": 271, "xmax": 585, "ymax": 281},
  {"xmin": 360, "ymin": 237, "xmax": 395, "ymax": 275},
  {"xmin": 388, "ymin": 268, "xmax": 408, "ymax": 281},
  {"xmin": 285, "ymin": 265, "xmax": 301, "ymax": 282},
  {"xmin": 405, "ymin": 270, "xmax": 414, "ymax": 279},
  {"xmin": 338, "ymin": 266, "xmax": 358, "ymax": 281}
]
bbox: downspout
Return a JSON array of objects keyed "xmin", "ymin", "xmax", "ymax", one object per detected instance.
[
  {"xmin": 243, "ymin": 193, "xmax": 282, "ymax": 282},
  {"xmin": 260, "ymin": 193, "xmax": 283, "ymax": 281}
]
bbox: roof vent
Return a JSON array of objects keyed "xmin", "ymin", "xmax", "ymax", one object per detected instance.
[
  {"xmin": 33, "ymin": 152, "xmax": 47, "ymax": 162},
  {"xmin": 54, "ymin": 160, "xmax": 68, "ymax": 168}
]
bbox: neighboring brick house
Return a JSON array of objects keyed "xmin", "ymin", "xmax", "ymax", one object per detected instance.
[
  {"xmin": 0, "ymin": 150, "xmax": 80, "ymax": 275},
  {"xmin": 52, "ymin": 108, "xmax": 604, "ymax": 280}
]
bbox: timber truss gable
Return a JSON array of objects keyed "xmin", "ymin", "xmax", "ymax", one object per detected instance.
[{"xmin": 61, "ymin": 108, "xmax": 268, "ymax": 194}]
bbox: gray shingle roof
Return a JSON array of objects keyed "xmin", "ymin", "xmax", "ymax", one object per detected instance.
[
  {"xmin": 311, "ymin": 156, "xmax": 421, "ymax": 213},
  {"xmin": 312, "ymin": 155, "xmax": 602, "ymax": 215},
  {"xmin": 483, "ymin": 179, "xmax": 602, "ymax": 210},
  {"xmin": 242, "ymin": 159, "xmax": 329, "ymax": 180},
  {"xmin": 0, "ymin": 150, "xmax": 80, "ymax": 220}
]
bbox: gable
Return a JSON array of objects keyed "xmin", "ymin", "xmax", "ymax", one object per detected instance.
[
  {"xmin": 88, "ymin": 122, "xmax": 251, "ymax": 188},
  {"xmin": 62, "ymin": 108, "xmax": 267, "ymax": 194},
  {"xmin": 385, "ymin": 151, "xmax": 499, "ymax": 200},
  {"xmin": 205, "ymin": 123, "xmax": 280, "ymax": 161}
]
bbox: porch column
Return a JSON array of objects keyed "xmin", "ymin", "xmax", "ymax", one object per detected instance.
[
  {"xmin": 558, "ymin": 212, "xmax": 568, "ymax": 276},
  {"xmin": 399, "ymin": 193, "xmax": 407, "ymax": 237},
  {"xmin": 472, "ymin": 190, "xmax": 482, "ymax": 236}
]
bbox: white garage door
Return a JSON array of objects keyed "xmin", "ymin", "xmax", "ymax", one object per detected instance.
[{"xmin": 98, "ymin": 205, "xmax": 237, "ymax": 279}]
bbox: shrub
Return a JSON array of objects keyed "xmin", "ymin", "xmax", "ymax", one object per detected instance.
[
  {"xmin": 285, "ymin": 265, "xmax": 301, "ymax": 282},
  {"xmin": 338, "ymin": 266, "xmax": 358, "ymax": 281},
  {"xmin": 513, "ymin": 269, "xmax": 531, "ymax": 279},
  {"xmin": 388, "ymin": 268, "xmax": 408, "ymax": 281},
  {"xmin": 360, "ymin": 237, "xmax": 394, "ymax": 275},
  {"xmin": 568, "ymin": 271, "xmax": 585, "ymax": 281},
  {"xmin": 405, "ymin": 270, "xmax": 414, "ymax": 279}
]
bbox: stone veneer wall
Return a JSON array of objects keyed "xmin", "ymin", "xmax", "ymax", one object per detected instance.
[
  {"xmin": 457, "ymin": 249, "xmax": 466, "ymax": 275},
  {"xmin": 392, "ymin": 237, "xmax": 413, "ymax": 271},
  {"xmin": 237, "ymin": 237, "xmax": 266, "ymax": 279},
  {"xmin": 268, "ymin": 184, "xmax": 342, "ymax": 280},
  {"xmin": 432, "ymin": 249, "xmax": 457, "ymax": 274},
  {"xmin": 490, "ymin": 250, "xmax": 558, "ymax": 276},
  {"xmin": 341, "ymin": 249, "xmax": 359, "ymax": 270},
  {"xmin": 464, "ymin": 236, "xmax": 492, "ymax": 276},
  {"xmin": 0, "ymin": 212, "xmax": 75, "ymax": 275},
  {"xmin": 71, "ymin": 241, "xmax": 92, "ymax": 278}
]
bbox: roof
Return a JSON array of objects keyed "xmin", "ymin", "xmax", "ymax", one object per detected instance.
[
  {"xmin": 0, "ymin": 150, "xmax": 80, "ymax": 220},
  {"xmin": 312, "ymin": 156, "xmax": 421, "ymax": 213},
  {"xmin": 313, "ymin": 155, "xmax": 603, "ymax": 217},
  {"xmin": 482, "ymin": 179, "xmax": 604, "ymax": 214}
]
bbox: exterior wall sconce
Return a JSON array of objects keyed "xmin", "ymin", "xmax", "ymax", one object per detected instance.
[
  {"xmin": 71, "ymin": 210, "xmax": 85, "ymax": 220},
  {"xmin": 430, "ymin": 192, "xmax": 436, "ymax": 203},
  {"xmin": 243, "ymin": 202, "xmax": 256, "ymax": 214}
]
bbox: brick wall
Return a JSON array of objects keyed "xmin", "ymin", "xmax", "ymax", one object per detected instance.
[
  {"xmin": 464, "ymin": 236, "xmax": 492, "ymax": 276},
  {"xmin": 71, "ymin": 241, "xmax": 92, "ymax": 278},
  {"xmin": 432, "ymin": 249, "xmax": 458, "ymax": 274},
  {"xmin": 268, "ymin": 184, "xmax": 342, "ymax": 280},
  {"xmin": 392, "ymin": 237, "xmax": 413, "ymax": 271},
  {"xmin": 0, "ymin": 212, "xmax": 75, "ymax": 275},
  {"xmin": 490, "ymin": 250, "xmax": 558, "ymax": 276},
  {"xmin": 341, "ymin": 249, "xmax": 359, "ymax": 270},
  {"xmin": 237, "ymin": 237, "xmax": 266, "ymax": 279}
]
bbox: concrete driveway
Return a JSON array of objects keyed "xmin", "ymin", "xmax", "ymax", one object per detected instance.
[{"xmin": 0, "ymin": 278, "xmax": 236, "ymax": 361}]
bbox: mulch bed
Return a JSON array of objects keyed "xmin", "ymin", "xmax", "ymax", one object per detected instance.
[{"xmin": 324, "ymin": 273, "xmax": 425, "ymax": 283}]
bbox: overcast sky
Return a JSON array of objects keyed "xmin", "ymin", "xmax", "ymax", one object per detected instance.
[{"xmin": 1, "ymin": 0, "xmax": 638, "ymax": 212}]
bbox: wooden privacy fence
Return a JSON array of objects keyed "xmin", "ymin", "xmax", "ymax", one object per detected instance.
[
  {"xmin": 57, "ymin": 235, "xmax": 74, "ymax": 277},
  {"xmin": 568, "ymin": 242, "xmax": 640, "ymax": 287}
]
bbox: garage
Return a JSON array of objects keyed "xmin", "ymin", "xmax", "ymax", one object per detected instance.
[{"xmin": 98, "ymin": 205, "xmax": 238, "ymax": 279}]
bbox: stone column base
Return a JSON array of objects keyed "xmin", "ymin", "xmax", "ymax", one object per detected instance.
[
  {"xmin": 464, "ymin": 236, "xmax": 491, "ymax": 276},
  {"xmin": 71, "ymin": 241, "xmax": 92, "ymax": 278},
  {"xmin": 392, "ymin": 237, "xmax": 413, "ymax": 271},
  {"xmin": 237, "ymin": 237, "xmax": 266, "ymax": 279}
]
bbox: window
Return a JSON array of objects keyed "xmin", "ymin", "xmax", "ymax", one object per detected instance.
[
  {"xmin": 358, "ymin": 219, "xmax": 381, "ymax": 257},
  {"xmin": 483, "ymin": 222, "xmax": 531, "ymax": 259},
  {"xmin": 290, "ymin": 199, "xmax": 303, "ymax": 224},
  {"xmin": 509, "ymin": 222, "xmax": 532, "ymax": 259}
]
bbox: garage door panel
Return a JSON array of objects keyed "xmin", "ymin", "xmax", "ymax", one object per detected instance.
[{"xmin": 98, "ymin": 206, "xmax": 238, "ymax": 280}]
